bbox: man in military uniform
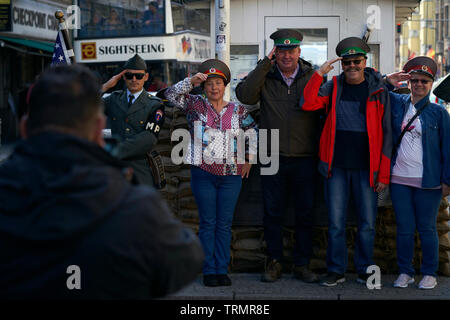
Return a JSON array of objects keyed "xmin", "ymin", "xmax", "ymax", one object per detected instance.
[
  {"xmin": 101, "ymin": 54, "xmax": 164, "ymax": 186},
  {"xmin": 236, "ymin": 29, "xmax": 321, "ymax": 283}
]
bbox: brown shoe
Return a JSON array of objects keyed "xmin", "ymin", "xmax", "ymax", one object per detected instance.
[
  {"xmin": 293, "ymin": 265, "xmax": 319, "ymax": 283},
  {"xmin": 261, "ymin": 259, "xmax": 282, "ymax": 282}
]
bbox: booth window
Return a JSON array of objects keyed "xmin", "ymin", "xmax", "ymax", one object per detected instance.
[
  {"xmin": 171, "ymin": 0, "xmax": 210, "ymax": 34},
  {"xmin": 230, "ymin": 45, "xmax": 259, "ymax": 103},
  {"xmin": 367, "ymin": 44, "xmax": 380, "ymax": 71},
  {"xmin": 77, "ymin": 0, "xmax": 165, "ymax": 39},
  {"xmin": 294, "ymin": 28, "xmax": 328, "ymax": 70}
]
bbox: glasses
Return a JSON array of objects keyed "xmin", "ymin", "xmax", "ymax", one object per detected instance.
[
  {"xmin": 342, "ymin": 59, "xmax": 364, "ymax": 66},
  {"xmin": 410, "ymin": 79, "xmax": 431, "ymax": 84},
  {"xmin": 125, "ymin": 72, "xmax": 145, "ymax": 80}
]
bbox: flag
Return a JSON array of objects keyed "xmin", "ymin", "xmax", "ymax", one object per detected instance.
[
  {"xmin": 51, "ymin": 31, "xmax": 71, "ymax": 65},
  {"xmin": 426, "ymin": 47, "xmax": 435, "ymax": 60}
]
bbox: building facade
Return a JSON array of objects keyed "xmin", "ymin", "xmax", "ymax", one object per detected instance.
[
  {"xmin": 436, "ymin": 0, "xmax": 450, "ymax": 77},
  {"xmin": 0, "ymin": 0, "xmax": 70, "ymax": 144},
  {"xmin": 225, "ymin": 0, "xmax": 420, "ymax": 102}
]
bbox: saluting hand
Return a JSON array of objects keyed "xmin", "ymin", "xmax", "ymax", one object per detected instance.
[
  {"xmin": 385, "ymin": 71, "xmax": 411, "ymax": 87},
  {"xmin": 267, "ymin": 46, "xmax": 277, "ymax": 65},
  {"xmin": 190, "ymin": 72, "xmax": 208, "ymax": 87},
  {"xmin": 102, "ymin": 70, "xmax": 126, "ymax": 93},
  {"xmin": 317, "ymin": 57, "xmax": 342, "ymax": 76}
]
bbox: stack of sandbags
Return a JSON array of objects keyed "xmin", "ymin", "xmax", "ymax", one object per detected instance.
[
  {"xmin": 437, "ymin": 197, "xmax": 450, "ymax": 276},
  {"xmin": 229, "ymin": 227, "xmax": 265, "ymax": 272},
  {"xmin": 155, "ymin": 105, "xmax": 200, "ymax": 233}
]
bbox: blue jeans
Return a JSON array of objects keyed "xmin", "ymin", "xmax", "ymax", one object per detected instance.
[
  {"xmin": 390, "ymin": 183, "xmax": 441, "ymax": 277},
  {"xmin": 324, "ymin": 168, "xmax": 378, "ymax": 274},
  {"xmin": 261, "ymin": 156, "xmax": 316, "ymax": 266},
  {"xmin": 190, "ymin": 166, "xmax": 242, "ymax": 275}
]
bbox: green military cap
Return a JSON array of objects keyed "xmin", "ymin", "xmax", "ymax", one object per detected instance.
[
  {"xmin": 123, "ymin": 54, "xmax": 147, "ymax": 71},
  {"xmin": 270, "ymin": 29, "xmax": 303, "ymax": 49},
  {"xmin": 198, "ymin": 59, "xmax": 231, "ymax": 84},
  {"xmin": 336, "ymin": 37, "xmax": 370, "ymax": 58},
  {"xmin": 403, "ymin": 56, "xmax": 437, "ymax": 80}
]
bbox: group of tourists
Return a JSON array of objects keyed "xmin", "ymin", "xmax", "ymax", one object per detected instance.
[
  {"xmin": 163, "ymin": 29, "xmax": 450, "ymax": 290},
  {"xmin": 0, "ymin": 27, "xmax": 448, "ymax": 299}
]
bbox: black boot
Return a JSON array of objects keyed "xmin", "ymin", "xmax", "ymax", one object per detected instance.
[
  {"xmin": 217, "ymin": 274, "xmax": 232, "ymax": 286},
  {"xmin": 203, "ymin": 274, "xmax": 219, "ymax": 287}
]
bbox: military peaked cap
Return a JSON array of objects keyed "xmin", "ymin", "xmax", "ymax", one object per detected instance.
[
  {"xmin": 123, "ymin": 54, "xmax": 148, "ymax": 71},
  {"xmin": 403, "ymin": 56, "xmax": 437, "ymax": 80},
  {"xmin": 199, "ymin": 59, "xmax": 231, "ymax": 84},
  {"xmin": 336, "ymin": 37, "xmax": 370, "ymax": 58},
  {"xmin": 270, "ymin": 29, "xmax": 303, "ymax": 49}
]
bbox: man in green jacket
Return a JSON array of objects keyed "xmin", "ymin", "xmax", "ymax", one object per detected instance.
[
  {"xmin": 101, "ymin": 54, "xmax": 165, "ymax": 187},
  {"xmin": 235, "ymin": 29, "xmax": 321, "ymax": 283}
]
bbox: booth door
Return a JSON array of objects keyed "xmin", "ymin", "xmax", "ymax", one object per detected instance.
[{"xmin": 232, "ymin": 16, "xmax": 342, "ymax": 227}]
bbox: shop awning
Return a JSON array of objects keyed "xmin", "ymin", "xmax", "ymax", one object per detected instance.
[{"xmin": 0, "ymin": 36, "xmax": 54, "ymax": 53}]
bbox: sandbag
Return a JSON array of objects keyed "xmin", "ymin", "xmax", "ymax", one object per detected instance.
[{"xmin": 232, "ymin": 238, "xmax": 263, "ymax": 251}]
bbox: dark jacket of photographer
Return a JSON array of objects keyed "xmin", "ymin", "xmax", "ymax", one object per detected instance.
[{"xmin": 0, "ymin": 132, "xmax": 203, "ymax": 299}]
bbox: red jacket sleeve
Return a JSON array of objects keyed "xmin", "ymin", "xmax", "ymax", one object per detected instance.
[{"xmin": 299, "ymin": 72, "xmax": 331, "ymax": 111}]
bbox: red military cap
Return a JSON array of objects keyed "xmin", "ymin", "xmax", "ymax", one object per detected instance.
[{"xmin": 403, "ymin": 56, "xmax": 437, "ymax": 80}]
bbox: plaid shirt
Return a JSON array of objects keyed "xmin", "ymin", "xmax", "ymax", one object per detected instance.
[
  {"xmin": 277, "ymin": 64, "xmax": 299, "ymax": 87},
  {"xmin": 165, "ymin": 77, "xmax": 258, "ymax": 176}
]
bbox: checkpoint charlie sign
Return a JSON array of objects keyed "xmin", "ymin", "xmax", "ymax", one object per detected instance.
[{"xmin": 9, "ymin": 0, "xmax": 64, "ymax": 40}]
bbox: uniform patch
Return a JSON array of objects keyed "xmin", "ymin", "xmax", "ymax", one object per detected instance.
[{"xmin": 155, "ymin": 109, "xmax": 163, "ymax": 122}]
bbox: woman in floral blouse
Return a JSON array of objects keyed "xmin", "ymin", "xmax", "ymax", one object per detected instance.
[{"xmin": 163, "ymin": 59, "xmax": 258, "ymax": 287}]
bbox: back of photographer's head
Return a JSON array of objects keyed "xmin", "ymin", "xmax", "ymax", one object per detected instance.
[{"xmin": 23, "ymin": 65, "xmax": 105, "ymax": 145}]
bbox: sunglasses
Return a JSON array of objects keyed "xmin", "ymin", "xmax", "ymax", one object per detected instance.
[
  {"xmin": 124, "ymin": 72, "xmax": 145, "ymax": 80},
  {"xmin": 342, "ymin": 59, "xmax": 364, "ymax": 66},
  {"xmin": 410, "ymin": 79, "xmax": 431, "ymax": 84}
]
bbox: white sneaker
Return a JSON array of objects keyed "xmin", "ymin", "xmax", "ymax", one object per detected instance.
[
  {"xmin": 393, "ymin": 273, "xmax": 415, "ymax": 288},
  {"xmin": 418, "ymin": 275, "xmax": 437, "ymax": 289}
]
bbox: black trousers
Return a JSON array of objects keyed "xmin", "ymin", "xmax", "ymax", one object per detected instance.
[{"xmin": 261, "ymin": 156, "xmax": 316, "ymax": 266}]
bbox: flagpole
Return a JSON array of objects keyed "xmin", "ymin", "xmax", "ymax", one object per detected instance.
[{"xmin": 55, "ymin": 10, "xmax": 76, "ymax": 64}]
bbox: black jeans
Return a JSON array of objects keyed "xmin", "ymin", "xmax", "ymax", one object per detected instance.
[{"xmin": 261, "ymin": 156, "xmax": 316, "ymax": 266}]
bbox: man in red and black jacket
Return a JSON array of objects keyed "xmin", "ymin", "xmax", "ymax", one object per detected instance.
[{"xmin": 299, "ymin": 37, "xmax": 392, "ymax": 287}]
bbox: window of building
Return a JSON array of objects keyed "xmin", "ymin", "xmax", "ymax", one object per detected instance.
[
  {"xmin": 171, "ymin": 0, "xmax": 210, "ymax": 34},
  {"xmin": 367, "ymin": 44, "xmax": 380, "ymax": 71},
  {"xmin": 76, "ymin": 0, "xmax": 165, "ymax": 39}
]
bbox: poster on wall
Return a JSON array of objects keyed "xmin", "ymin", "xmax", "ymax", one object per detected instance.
[{"xmin": 0, "ymin": 0, "xmax": 12, "ymax": 32}]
